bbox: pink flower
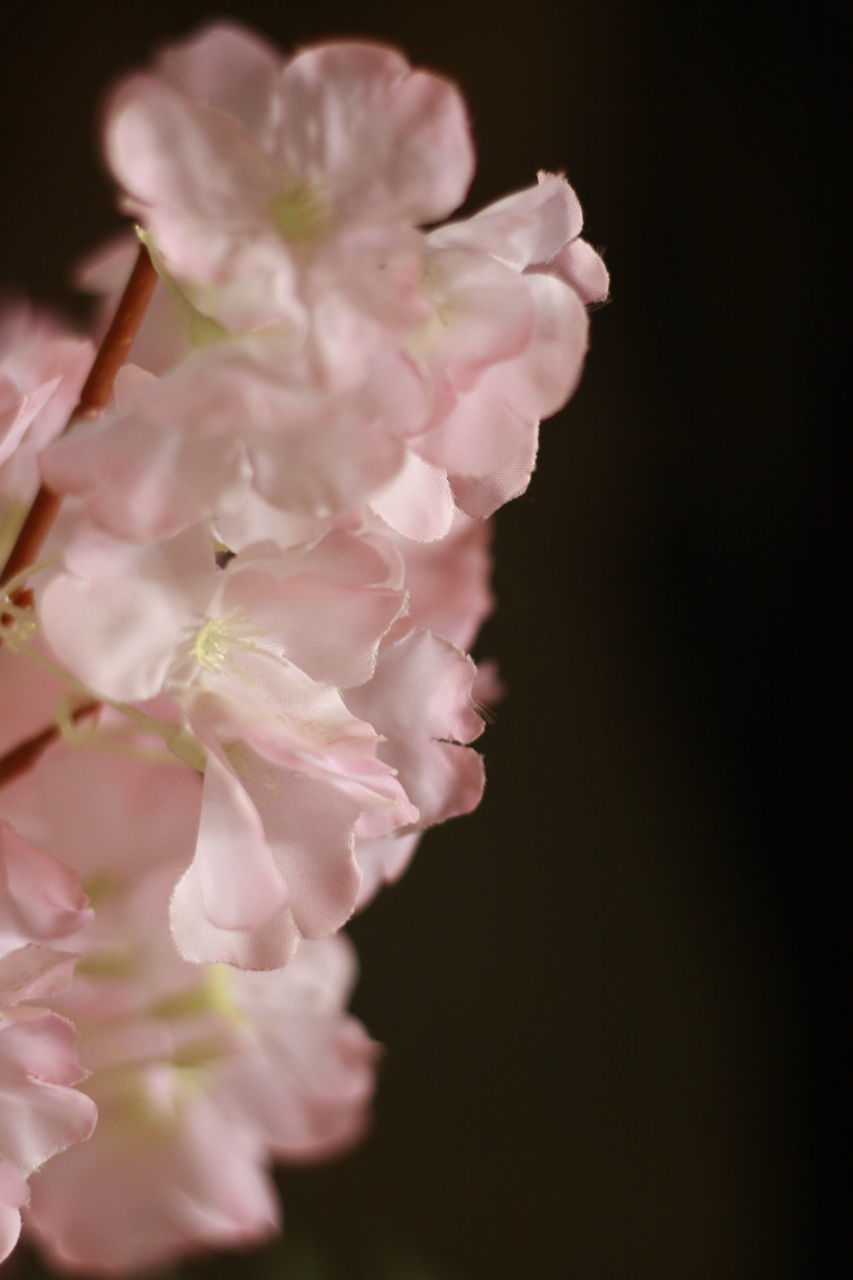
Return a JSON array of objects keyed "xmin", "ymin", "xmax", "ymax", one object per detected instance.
[
  {"xmin": 27, "ymin": 932, "xmax": 377, "ymax": 1274},
  {"xmin": 0, "ymin": 824, "xmax": 97, "ymax": 1263},
  {"xmin": 0, "ymin": 819, "xmax": 92, "ymax": 953},
  {"xmin": 0, "ymin": 962, "xmax": 97, "ymax": 1263},
  {"xmin": 105, "ymin": 30, "xmax": 473, "ymax": 332},
  {"xmin": 1, "ymin": 733, "xmax": 378, "ymax": 1274},
  {"xmin": 346, "ymin": 630, "xmax": 485, "ymax": 832},
  {"xmin": 35, "ymin": 522, "xmax": 422, "ymax": 967},
  {"xmin": 382, "ymin": 511, "xmax": 495, "ymax": 652},
  {"xmin": 409, "ymin": 171, "xmax": 608, "ymax": 519},
  {"xmin": 41, "ymin": 332, "xmax": 426, "ymax": 542},
  {"xmin": 169, "ymin": 667, "xmax": 416, "ymax": 968},
  {"xmin": 0, "ymin": 18, "xmax": 611, "ymax": 1272},
  {"xmin": 0, "ymin": 305, "xmax": 91, "ymax": 521}
]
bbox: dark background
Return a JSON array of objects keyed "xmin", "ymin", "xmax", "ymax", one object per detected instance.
[{"xmin": 1, "ymin": 2, "xmax": 836, "ymax": 1277}]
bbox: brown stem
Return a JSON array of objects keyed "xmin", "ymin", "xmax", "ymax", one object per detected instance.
[
  {"xmin": 0, "ymin": 244, "xmax": 157, "ymax": 591},
  {"xmin": 0, "ymin": 700, "xmax": 99, "ymax": 791}
]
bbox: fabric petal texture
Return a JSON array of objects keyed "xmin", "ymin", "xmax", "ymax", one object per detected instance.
[{"xmin": 0, "ymin": 20, "xmax": 606, "ymax": 1272}]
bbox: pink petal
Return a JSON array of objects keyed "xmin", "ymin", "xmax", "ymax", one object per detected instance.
[
  {"xmin": 42, "ymin": 412, "xmax": 249, "ymax": 541},
  {"xmin": 27, "ymin": 1083, "xmax": 278, "ymax": 1274},
  {"xmin": 416, "ymin": 248, "xmax": 534, "ymax": 388},
  {"xmin": 346, "ymin": 631, "xmax": 484, "ymax": 829},
  {"xmin": 105, "ymin": 76, "xmax": 275, "ymax": 279},
  {"xmin": 21, "ymin": 734, "xmax": 202, "ymax": 884},
  {"xmin": 412, "ymin": 387, "xmax": 528, "ymax": 479},
  {"xmin": 169, "ymin": 861, "xmax": 301, "ymax": 970},
  {"xmin": 0, "ymin": 644, "xmax": 69, "ymax": 757},
  {"xmin": 0, "ymin": 946, "xmax": 78, "ymax": 1007},
  {"xmin": 157, "ymin": 22, "xmax": 282, "ymax": 136},
  {"xmin": 39, "ymin": 523, "xmax": 215, "ymax": 703},
  {"xmin": 370, "ymin": 451, "xmax": 456, "ymax": 542},
  {"xmin": 493, "ymin": 272, "xmax": 590, "ymax": 422},
  {"xmin": 220, "ymin": 936, "xmax": 379, "ymax": 1157},
  {"xmin": 384, "ymin": 513, "xmax": 494, "ymax": 651},
  {"xmin": 0, "ymin": 378, "xmax": 61, "ymax": 468},
  {"xmin": 0, "ymin": 1161, "xmax": 27, "ymax": 1263},
  {"xmin": 221, "ymin": 559, "xmax": 404, "ymax": 688},
  {"xmin": 252, "ymin": 772, "xmax": 363, "ymax": 941},
  {"xmin": 354, "ymin": 831, "xmax": 421, "ymax": 910},
  {"xmin": 0, "ymin": 1012, "xmax": 97, "ymax": 1176},
  {"xmin": 274, "ymin": 43, "xmax": 474, "ymax": 225},
  {"xmin": 430, "ymin": 170, "xmax": 583, "ymax": 269},
  {"xmin": 247, "ymin": 404, "xmax": 406, "ymax": 518},
  {"xmin": 530, "ymin": 234, "xmax": 611, "ymax": 305},
  {"xmin": 194, "ymin": 751, "xmax": 288, "ymax": 931},
  {"xmin": 0, "ymin": 820, "xmax": 91, "ymax": 949},
  {"xmin": 451, "ymin": 422, "xmax": 539, "ymax": 518}
]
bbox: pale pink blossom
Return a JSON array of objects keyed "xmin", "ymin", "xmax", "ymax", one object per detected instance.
[
  {"xmin": 157, "ymin": 20, "xmax": 282, "ymax": 137},
  {"xmin": 35, "ymin": 524, "xmax": 420, "ymax": 967},
  {"xmin": 0, "ymin": 969, "xmax": 97, "ymax": 1262},
  {"xmin": 0, "ymin": 306, "xmax": 91, "ymax": 539},
  {"xmin": 0, "ymin": 1158, "xmax": 28, "ymax": 1262},
  {"xmin": 39, "ymin": 520, "xmax": 406, "ymax": 703},
  {"xmin": 2, "ymin": 737, "xmax": 378, "ymax": 1273},
  {"xmin": 383, "ymin": 512, "xmax": 495, "ymax": 652},
  {"xmin": 0, "ymin": 820, "xmax": 92, "ymax": 953},
  {"xmin": 406, "ymin": 170, "xmax": 607, "ymax": 517},
  {"xmin": 169, "ymin": 666, "xmax": 416, "ymax": 968},
  {"xmin": 41, "ymin": 329, "xmax": 427, "ymax": 542},
  {"xmin": 0, "ymin": 730, "xmax": 203, "ymax": 899},
  {"xmin": 350, "ymin": 634, "xmax": 488, "ymax": 907},
  {"xmin": 346, "ymin": 630, "xmax": 485, "ymax": 831},
  {"xmin": 0, "ymin": 27, "xmax": 607, "ymax": 1269},
  {"xmin": 105, "ymin": 32, "xmax": 473, "ymax": 332},
  {"xmin": 0, "ymin": 826, "xmax": 96, "ymax": 1263},
  {"xmin": 431, "ymin": 168, "xmax": 610, "ymax": 304},
  {"xmin": 28, "ymin": 1079, "xmax": 277, "ymax": 1273},
  {"xmin": 354, "ymin": 830, "xmax": 421, "ymax": 911}
]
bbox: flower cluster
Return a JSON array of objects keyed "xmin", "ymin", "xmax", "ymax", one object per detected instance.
[{"xmin": 0, "ymin": 20, "xmax": 606, "ymax": 1273}]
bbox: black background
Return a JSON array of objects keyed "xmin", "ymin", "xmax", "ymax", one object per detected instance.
[{"xmin": 1, "ymin": 2, "xmax": 837, "ymax": 1277}]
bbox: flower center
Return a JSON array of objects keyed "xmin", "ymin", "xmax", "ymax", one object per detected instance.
[
  {"xmin": 151, "ymin": 964, "xmax": 243, "ymax": 1027},
  {"xmin": 270, "ymin": 182, "xmax": 333, "ymax": 245},
  {"xmin": 190, "ymin": 608, "xmax": 263, "ymax": 673}
]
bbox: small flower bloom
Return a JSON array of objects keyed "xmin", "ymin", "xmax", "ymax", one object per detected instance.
[
  {"xmin": 105, "ymin": 32, "xmax": 474, "ymax": 332},
  {"xmin": 3, "ymin": 736, "xmax": 377, "ymax": 1274},
  {"xmin": 0, "ymin": 824, "xmax": 96, "ymax": 1263}
]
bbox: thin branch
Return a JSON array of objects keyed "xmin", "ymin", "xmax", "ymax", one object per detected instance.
[
  {"xmin": 0, "ymin": 243, "xmax": 157, "ymax": 592},
  {"xmin": 0, "ymin": 700, "xmax": 99, "ymax": 791}
]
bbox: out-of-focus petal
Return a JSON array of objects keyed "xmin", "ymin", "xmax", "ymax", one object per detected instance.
[
  {"xmin": 0, "ymin": 1160, "xmax": 27, "ymax": 1263},
  {"xmin": 27, "ymin": 1080, "xmax": 278, "ymax": 1274},
  {"xmin": 273, "ymin": 43, "xmax": 474, "ymax": 225},
  {"xmin": 157, "ymin": 22, "xmax": 282, "ymax": 136},
  {"xmin": 0, "ymin": 1012, "xmax": 97, "ymax": 1178},
  {"xmin": 0, "ymin": 821, "xmax": 92, "ymax": 952},
  {"xmin": 105, "ymin": 76, "xmax": 274, "ymax": 279}
]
